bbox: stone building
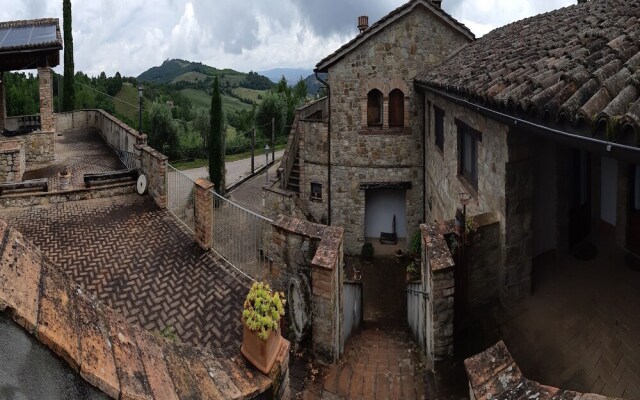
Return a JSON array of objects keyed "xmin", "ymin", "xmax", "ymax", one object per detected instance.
[
  {"xmin": 415, "ymin": 0, "xmax": 640, "ymax": 303},
  {"xmin": 268, "ymin": 0, "xmax": 474, "ymax": 254}
]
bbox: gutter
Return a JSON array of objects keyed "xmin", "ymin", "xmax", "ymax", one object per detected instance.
[
  {"xmin": 415, "ymin": 82, "xmax": 640, "ymax": 160},
  {"xmin": 315, "ymin": 71, "xmax": 332, "ymax": 225}
]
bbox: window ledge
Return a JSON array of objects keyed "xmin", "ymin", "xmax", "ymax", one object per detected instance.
[
  {"xmin": 358, "ymin": 127, "xmax": 411, "ymax": 136},
  {"xmin": 309, "ymin": 196, "xmax": 323, "ymax": 203}
]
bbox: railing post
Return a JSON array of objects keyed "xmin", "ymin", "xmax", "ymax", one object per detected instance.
[
  {"xmin": 271, "ymin": 117, "xmax": 275, "ymax": 162},
  {"xmin": 194, "ymin": 178, "xmax": 214, "ymax": 250}
]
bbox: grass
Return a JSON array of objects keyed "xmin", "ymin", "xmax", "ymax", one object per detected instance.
[
  {"xmin": 172, "ymin": 71, "xmax": 209, "ymax": 83},
  {"xmin": 171, "ymin": 143, "xmax": 286, "ymax": 170},
  {"xmin": 231, "ymin": 87, "xmax": 265, "ymax": 103},
  {"xmin": 180, "ymin": 88, "xmax": 252, "ymax": 115},
  {"xmin": 114, "ymin": 83, "xmax": 151, "ymax": 123}
]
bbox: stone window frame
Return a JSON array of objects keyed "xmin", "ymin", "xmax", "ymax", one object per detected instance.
[
  {"xmin": 434, "ymin": 105, "xmax": 445, "ymax": 154},
  {"xmin": 310, "ymin": 182, "xmax": 323, "ymax": 202},
  {"xmin": 388, "ymin": 89, "xmax": 405, "ymax": 128},
  {"xmin": 456, "ymin": 119, "xmax": 482, "ymax": 194},
  {"xmin": 359, "ymin": 77, "xmax": 410, "ymax": 135},
  {"xmin": 367, "ymin": 89, "xmax": 384, "ymax": 127}
]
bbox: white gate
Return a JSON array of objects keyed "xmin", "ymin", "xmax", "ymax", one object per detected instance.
[
  {"xmin": 342, "ymin": 282, "xmax": 362, "ymax": 349},
  {"xmin": 407, "ymin": 282, "xmax": 433, "ymax": 369}
]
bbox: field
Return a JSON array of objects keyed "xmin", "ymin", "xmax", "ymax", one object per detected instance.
[
  {"xmin": 231, "ymin": 87, "xmax": 265, "ymax": 103},
  {"xmin": 114, "ymin": 83, "xmax": 151, "ymax": 123},
  {"xmin": 180, "ymin": 88, "xmax": 253, "ymax": 115},
  {"xmin": 172, "ymin": 71, "xmax": 209, "ymax": 83}
]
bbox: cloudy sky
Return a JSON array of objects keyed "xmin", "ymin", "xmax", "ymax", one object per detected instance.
[{"xmin": 3, "ymin": 0, "xmax": 575, "ymax": 77}]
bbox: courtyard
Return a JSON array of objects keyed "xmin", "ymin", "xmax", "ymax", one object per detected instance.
[{"xmin": 0, "ymin": 193, "xmax": 250, "ymax": 351}]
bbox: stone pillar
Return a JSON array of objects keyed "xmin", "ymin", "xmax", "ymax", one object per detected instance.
[
  {"xmin": 194, "ymin": 178, "xmax": 214, "ymax": 250},
  {"xmin": 38, "ymin": 67, "xmax": 54, "ymax": 132},
  {"xmin": 0, "ymin": 72, "xmax": 6, "ymax": 131}
]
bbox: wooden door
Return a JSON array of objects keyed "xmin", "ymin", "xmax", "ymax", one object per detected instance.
[
  {"xmin": 628, "ymin": 165, "xmax": 640, "ymax": 256},
  {"xmin": 569, "ymin": 149, "xmax": 592, "ymax": 246}
]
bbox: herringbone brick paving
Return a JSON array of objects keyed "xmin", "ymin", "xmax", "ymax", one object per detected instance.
[{"xmin": 0, "ymin": 193, "xmax": 250, "ymax": 351}]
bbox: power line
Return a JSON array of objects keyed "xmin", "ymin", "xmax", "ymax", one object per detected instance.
[{"xmin": 74, "ymin": 81, "xmax": 141, "ymax": 111}]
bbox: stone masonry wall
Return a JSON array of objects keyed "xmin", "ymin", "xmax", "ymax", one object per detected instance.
[
  {"xmin": 0, "ymin": 73, "xmax": 6, "ymax": 131},
  {"xmin": 422, "ymin": 222, "xmax": 456, "ymax": 362},
  {"xmin": 322, "ymin": 6, "xmax": 471, "ymax": 254},
  {"xmin": 137, "ymin": 144, "xmax": 168, "ymax": 209},
  {"xmin": 23, "ymin": 131, "xmax": 55, "ymax": 163},
  {"xmin": 269, "ymin": 215, "xmax": 344, "ymax": 364},
  {"xmin": 37, "ymin": 68, "xmax": 54, "ymax": 132},
  {"xmin": 466, "ymin": 213, "xmax": 501, "ymax": 310},
  {"xmin": 0, "ymin": 140, "xmax": 25, "ymax": 183}
]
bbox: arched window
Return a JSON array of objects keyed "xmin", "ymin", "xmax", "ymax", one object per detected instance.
[
  {"xmin": 367, "ymin": 89, "xmax": 383, "ymax": 127},
  {"xmin": 389, "ymin": 89, "xmax": 404, "ymax": 127}
]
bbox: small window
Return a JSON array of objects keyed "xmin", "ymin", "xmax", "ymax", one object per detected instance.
[
  {"xmin": 457, "ymin": 122, "xmax": 481, "ymax": 190},
  {"xmin": 367, "ymin": 89, "xmax": 383, "ymax": 127},
  {"xmin": 434, "ymin": 106, "xmax": 444, "ymax": 152},
  {"xmin": 389, "ymin": 89, "xmax": 404, "ymax": 127},
  {"xmin": 310, "ymin": 182, "xmax": 322, "ymax": 200}
]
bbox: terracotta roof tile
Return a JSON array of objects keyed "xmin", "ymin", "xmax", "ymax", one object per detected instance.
[{"xmin": 416, "ymin": 0, "xmax": 640, "ymax": 142}]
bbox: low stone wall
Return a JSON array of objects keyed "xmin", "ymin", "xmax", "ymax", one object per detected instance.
[
  {"xmin": 467, "ymin": 213, "xmax": 501, "ymax": 310},
  {"xmin": 0, "ymin": 182, "xmax": 135, "ymax": 208},
  {"xmin": 23, "ymin": 130, "xmax": 55, "ymax": 163},
  {"xmin": 465, "ymin": 341, "xmax": 620, "ymax": 400},
  {"xmin": 269, "ymin": 215, "xmax": 344, "ymax": 364},
  {"xmin": 55, "ymin": 110, "xmax": 147, "ymax": 154},
  {"xmin": 263, "ymin": 183, "xmax": 309, "ymax": 221},
  {"xmin": 0, "ymin": 140, "xmax": 25, "ymax": 183},
  {"xmin": 422, "ymin": 221, "xmax": 456, "ymax": 362},
  {"xmin": 137, "ymin": 144, "xmax": 167, "ymax": 209}
]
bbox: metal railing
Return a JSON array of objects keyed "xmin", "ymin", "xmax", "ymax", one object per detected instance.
[
  {"xmin": 167, "ymin": 164, "xmax": 196, "ymax": 233},
  {"xmin": 279, "ymin": 113, "xmax": 301, "ymax": 190},
  {"xmin": 118, "ymin": 150, "xmax": 137, "ymax": 170},
  {"xmin": 211, "ymin": 190, "xmax": 273, "ymax": 280}
]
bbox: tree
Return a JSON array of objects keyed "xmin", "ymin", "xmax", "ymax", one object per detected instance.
[
  {"xmin": 293, "ymin": 77, "xmax": 308, "ymax": 101},
  {"xmin": 148, "ymin": 103, "xmax": 179, "ymax": 160},
  {"xmin": 209, "ymin": 77, "xmax": 225, "ymax": 194},
  {"xmin": 193, "ymin": 110, "xmax": 210, "ymax": 148},
  {"xmin": 62, "ymin": 0, "xmax": 75, "ymax": 112},
  {"xmin": 255, "ymin": 91, "xmax": 287, "ymax": 139}
]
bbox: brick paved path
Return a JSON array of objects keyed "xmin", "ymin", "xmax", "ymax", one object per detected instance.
[
  {"xmin": 0, "ymin": 194, "xmax": 251, "ymax": 351},
  {"xmin": 302, "ymin": 325, "xmax": 429, "ymax": 400}
]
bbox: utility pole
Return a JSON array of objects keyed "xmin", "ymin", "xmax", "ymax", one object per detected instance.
[{"xmin": 271, "ymin": 117, "xmax": 275, "ymax": 162}]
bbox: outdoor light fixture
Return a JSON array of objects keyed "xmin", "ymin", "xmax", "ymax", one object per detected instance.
[
  {"xmin": 265, "ymin": 144, "xmax": 270, "ymax": 184},
  {"xmin": 138, "ymin": 84, "xmax": 144, "ymax": 134}
]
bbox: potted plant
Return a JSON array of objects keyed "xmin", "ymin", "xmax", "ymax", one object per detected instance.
[
  {"xmin": 59, "ymin": 165, "xmax": 71, "ymax": 190},
  {"xmin": 394, "ymin": 248, "xmax": 404, "ymax": 263},
  {"xmin": 406, "ymin": 261, "xmax": 421, "ymax": 282},
  {"xmin": 241, "ymin": 281, "xmax": 285, "ymax": 374},
  {"xmin": 361, "ymin": 243, "xmax": 374, "ymax": 264},
  {"xmin": 408, "ymin": 230, "xmax": 422, "ymax": 263}
]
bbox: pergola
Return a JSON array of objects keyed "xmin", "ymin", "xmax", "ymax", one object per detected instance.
[{"xmin": 0, "ymin": 18, "xmax": 63, "ymax": 132}]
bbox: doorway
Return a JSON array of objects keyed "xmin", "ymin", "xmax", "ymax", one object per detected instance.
[
  {"xmin": 364, "ymin": 189, "xmax": 408, "ymax": 241},
  {"xmin": 569, "ymin": 149, "xmax": 592, "ymax": 247},
  {"xmin": 628, "ymin": 165, "xmax": 640, "ymax": 256}
]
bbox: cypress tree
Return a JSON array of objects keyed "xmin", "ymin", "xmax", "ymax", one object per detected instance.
[
  {"xmin": 62, "ymin": 0, "xmax": 75, "ymax": 111},
  {"xmin": 209, "ymin": 77, "xmax": 225, "ymax": 194}
]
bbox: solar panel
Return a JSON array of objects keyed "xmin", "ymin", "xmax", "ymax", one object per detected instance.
[{"xmin": 0, "ymin": 24, "xmax": 57, "ymax": 50}]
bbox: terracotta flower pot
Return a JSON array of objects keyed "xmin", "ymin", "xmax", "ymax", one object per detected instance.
[
  {"xmin": 59, "ymin": 173, "xmax": 71, "ymax": 191},
  {"xmin": 241, "ymin": 321, "xmax": 283, "ymax": 374}
]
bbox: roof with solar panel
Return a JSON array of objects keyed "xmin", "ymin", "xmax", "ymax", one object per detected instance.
[{"xmin": 0, "ymin": 19, "xmax": 62, "ymax": 71}]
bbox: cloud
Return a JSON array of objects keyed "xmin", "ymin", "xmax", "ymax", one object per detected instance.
[{"xmin": 4, "ymin": 0, "xmax": 580, "ymax": 77}]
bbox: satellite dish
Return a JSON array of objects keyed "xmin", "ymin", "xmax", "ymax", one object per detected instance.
[{"xmin": 136, "ymin": 174, "xmax": 148, "ymax": 195}]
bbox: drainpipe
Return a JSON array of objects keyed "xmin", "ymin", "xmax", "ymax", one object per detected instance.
[
  {"xmin": 414, "ymin": 82, "xmax": 640, "ymax": 160},
  {"xmin": 315, "ymin": 70, "xmax": 332, "ymax": 225}
]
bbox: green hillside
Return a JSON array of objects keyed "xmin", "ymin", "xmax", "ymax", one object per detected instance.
[
  {"xmin": 232, "ymin": 87, "xmax": 265, "ymax": 102},
  {"xmin": 138, "ymin": 59, "xmax": 272, "ymax": 90},
  {"xmin": 180, "ymin": 88, "xmax": 252, "ymax": 115},
  {"xmin": 114, "ymin": 82, "xmax": 151, "ymax": 123}
]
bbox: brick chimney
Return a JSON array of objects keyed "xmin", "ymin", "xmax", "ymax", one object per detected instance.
[
  {"xmin": 357, "ymin": 16, "xmax": 369, "ymax": 32},
  {"xmin": 432, "ymin": 0, "xmax": 442, "ymax": 8}
]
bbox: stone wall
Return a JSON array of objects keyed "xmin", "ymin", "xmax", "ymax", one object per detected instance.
[
  {"xmin": 269, "ymin": 215, "xmax": 344, "ymax": 364},
  {"xmin": 298, "ymin": 6, "xmax": 471, "ymax": 254},
  {"xmin": 37, "ymin": 68, "xmax": 54, "ymax": 132},
  {"xmin": 137, "ymin": 144, "xmax": 167, "ymax": 209},
  {"xmin": 263, "ymin": 183, "xmax": 309, "ymax": 222},
  {"xmin": 23, "ymin": 131, "xmax": 55, "ymax": 163},
  {"xmin": 55, "ymin": 110, "xmax": 147, "ymax": 154},
  {"xmin": 0, "ymin": 74, "xmax": 6, "ymax": 131},
  {"xmin": 421, "ymin": 221, "xmax": 456, "ymax": 362},
  {"xmin": 466, "ymin": 213, "xmax": 501, "ymax": 310},
  {"xmin": 0, "ymin": 182, "xmax": 135, "ymax": 208},
  {"xmin": 0, "ymin": 140, "xmax": 25, "ymax": 183}
]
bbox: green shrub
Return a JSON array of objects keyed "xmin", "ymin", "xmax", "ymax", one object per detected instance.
[{"xmin": 242, "ymin": 282, "xmax": 285, "ymax": 341}]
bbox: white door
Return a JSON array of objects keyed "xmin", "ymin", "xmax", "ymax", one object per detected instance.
[{"xmin": 365, "ymin": 189, "xmax": 407, "ymax": 238}]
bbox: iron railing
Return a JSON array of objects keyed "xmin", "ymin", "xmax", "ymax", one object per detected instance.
[
  {"xmin": 211, "ymin": 190, "xmax": 273, "ymax": 280},
  {"xmin": 118, "ymin": 150, "xmax": 137, "ymax": 171},
  {"xmin": 167, "ymin": 164, "xmax": 196, "ymax": 233}
]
